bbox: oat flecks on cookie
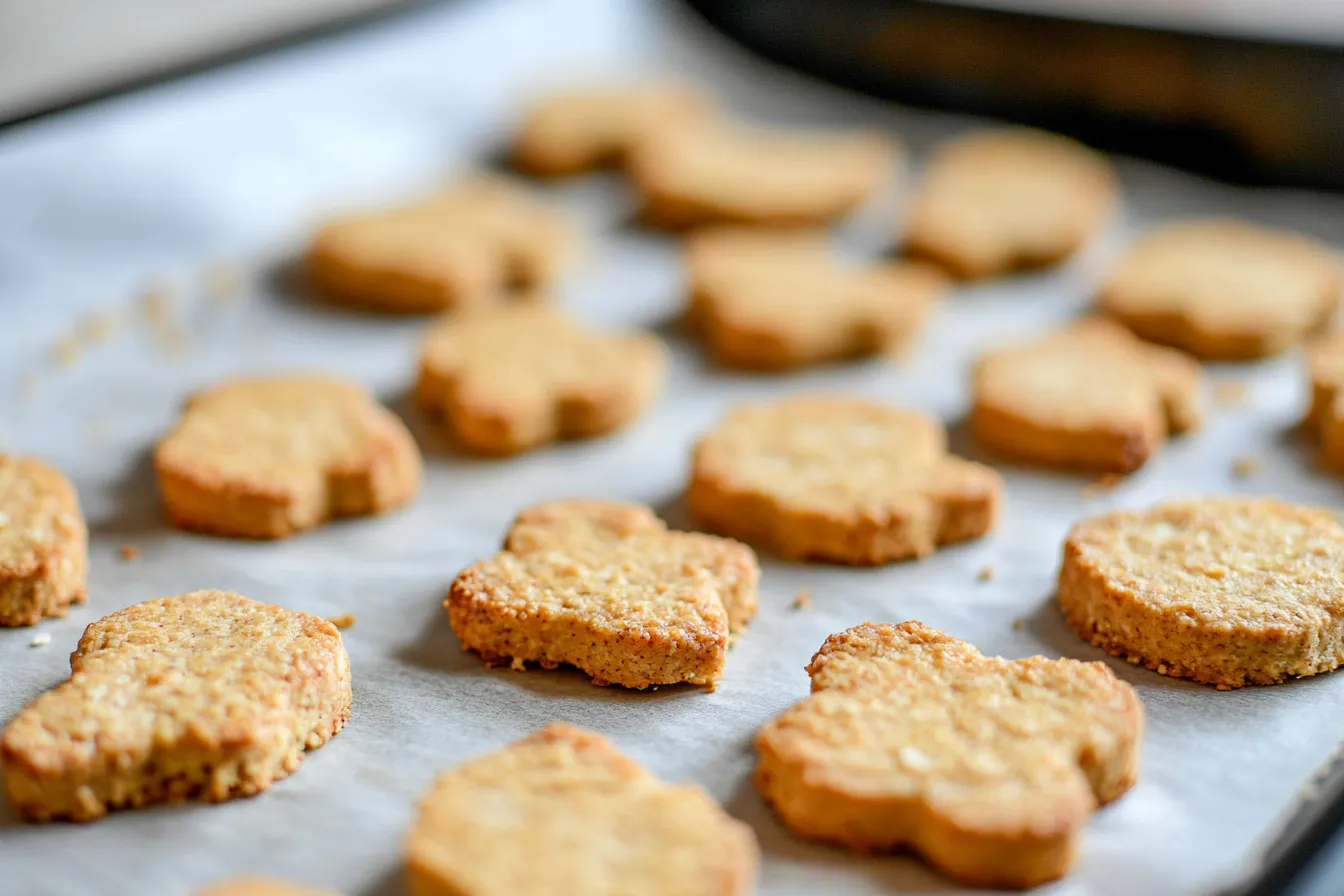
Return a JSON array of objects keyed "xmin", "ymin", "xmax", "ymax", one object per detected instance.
[
  {"xmin": 416, "ymin": 304, "xmax": 666, "ymax": 455},
  {"xmin": 1099, "ymin": 219, "xmax": 1342, "ymax": 359},
  {"xmin": 903, "ymin": 129, "xmax": 1117, "ymax": 279},
  {"xmin": 685, "ymin": 228, "xmax": 947, "ymax": 370},
  {"xmin": 688, "ymin": 396, "xmax": 1002, "ymax": 564},
  {"xmin": 406, "ymin": 722, "xmax": 758, "ymax": 896},
  {"xmin": 197, "ymin": 878, "xmax": 338, "ymax": 896},
  {"xmin": 630, "ymin": 120, "xmax": 896, "ymax": 228},
  {"xmin": 972, "ymin": 317, "xmax": 1202, "ymax": 472},
  {"xmin": 306, "ymin": 175, "xmax": 574, "ymax": 313},
  {"xmin": 513, "ymin": 83, "xmax": 714, "ymax": 176},
  {"xmin": 755, "ymin": 622, "xmax": 1141, "ymax": 889},
  {"xmin": 0, "ymin": 454, "xmax": 87, "ymax": 627},
  {"xmin": 1060, "ymin": 497, "xmax": 1344, "ymax": 688},
  {"xmin": 447, "ymin": 500, "xmax": 758, "ymax": 689},
  {"xmin": 154, "ymin": 374, "xmax": 422, "ymax": 539},
  {"xmin": 1, "ymin": 590, "xmax": 351, "ymax": 822}
]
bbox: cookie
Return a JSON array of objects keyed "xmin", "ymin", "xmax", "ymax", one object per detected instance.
[
  {"xmin": 755, "ymin": 621, "xmax": 1141, "ymax": 888},
  {"xmin": 155, "ymin": 374, "xmax": 421, "ymax": 539},
  {"xmin": 687, "ymin": 396, "xmax": 1001, "ymax": 564},
  {"xmin": 1306, "ymin": 332, "xmax": 1344, "ymax": 468},
  {"xmin": 629, "ymin": 120, "xmax": 895, "ymax": 228},
  {"xmin": 903, "ymin": 129, "xmax": 1117, "ymax": 279},
  {"xmin": 2, "ymin": 590, "xmax": 351, "ymax": 822},
  {"xmin": 406, "ymin": 722, "xmax": 757, "ymax": 896},
  {"xmin": 1098, "ymin": 219, "xmax": 1341, "ymax": 359},
  {"xmin": 513, "ymin": 83, "xmax": 713, "ymax": 176},
  {"xmin": 685, "ymin": 228, "xmax": 947, "ymax": 370},
  {"xmin": 416, "ymin": 304, "xmax": 666, "ymax": 455},
  {"xmin": 0, "ymin": 455, "xmax": 87, "ymax": 627},
  {"xmin": 447, "ymin": 499, "xmax": 758, "ymax": 689},
  {"xmin": 306, "ymin": 176, "xmax": 573, "ymax": 313},
  {"xmin": 972, "ymin": 318, "xmax": 1202, "ymax": 472},
  {"xmin": 197, "ymin": 879, "xmax": 336, "ymax": 896},
  {"xmin": 1060, "ymin": 497, "xmax": 1344, "ymax": 688}
]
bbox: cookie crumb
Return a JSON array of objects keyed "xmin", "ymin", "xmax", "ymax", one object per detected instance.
[
  {"xmin": 141, "ymin": 282, "xmax": 175, "ymax": 323},
  {"xmin": 791, "ymin": 589, "xmax": 811, "ymax": 610},
  {"xmin": 80, "ymin": 311, "xmax": 115, "ymax": 344},
  {"xmin": 118, "ymin": 544, "xmax": 140, "ymax": 562},
  {"xmin": 1081, "ymin": 473, "xmax": 1125, "ymax": 498},
  {"xmin": 29, "ymin": 633, "xmax": 51, "ymax": 648},
  {"xmin": 327, "ymin": 612, "xmax": 356, "ymax": 629},
  {"xmin": 1231, "ymin": 456, "xmax": 1258, "ymax": 479},
  {"xmin": 976, "ymin": 564, "xmax": 995, "ymax": 582},
  {"xmin": 52, "ymin": 335, "xmax": 82, "ymax": 367},
  {"xmin": 1011, "ymin": 618, "xmax": 1025, "ymax": 630},
  {"xmin": 510, "ymin": 656, "xmax": 527, "ymax": 672},
  {"xmin": 203, "ymin": 261, "xmax": 244, "ymax": 304},
  {"xmin": 1214, "ymin": 381, "xmax": 1247, "ymax": 407}
]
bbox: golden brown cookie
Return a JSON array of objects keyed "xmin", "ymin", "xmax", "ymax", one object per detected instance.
[
  {"xmin": 684, "ymin": 228, "xmax": 947, "ymax": 370},
  {"xmin": 972, "ymin": 318, "xmax": 1202, "ymax": 472},
  {"xmin": 155, "ymin": 374, "xmax": 422, "ymax": 539},
  {"xmin": 2, "ymin": 590, "xmax": 351, "ymax": 822},
  {"xmin": 447, "ymin": 500, "xmax": 758, "ymax": 689},
  {"xmin": 629, "ymin": 120, "xmax": 895, "ymax": 228},
  {"xmin": 1098, "ymin": 219, "xmax": 1341, "ymax": 359},
  {"xmin": 513, "ymin": 84, "xmax": 714, "ymax": 176},
  {"xmin": 306, "ymin": 176, "xmax": 573, "ymax": 313},
  {"xmin": 688, "ymin": 396, "xmax": 1002, "ymax": 564},
  {"xmin": 756, "ymin": 622, "xmax": 1141, "ymax": 889},
  {"xmin": 197, "ymin": 879, "xmax": 337, "ymax": 896},
  {"xmin": 415, "ymin": 304, "xmax": 666, "ymax": 455},
  {"xmin": 1306, "ymin": 331, "xmax": 1344, "ymax": 469},
  {"xmin": 903, "ymin": 129, "xmax": 1117, "ymax": 279},
  {"xmin": 0, "ymin": 455, "xmax": 87, "ymax": 627},
  {"xmin": 1060, "ymin": 497, "xmax": 1344, "ymax": 688}
]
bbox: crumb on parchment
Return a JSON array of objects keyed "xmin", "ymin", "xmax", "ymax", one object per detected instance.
[
  {"xmin": 1231, "ymin": 456, "xmax": 1258, "ymax": 479},
  {"xmin": 976, "ymin": 565, "xmax": 994, "ymax": 582},
  {"xmin": 791, "ymin": 589, "xmax": 811, "ymax": 610},
  {"xmin": 118, "ymin": 545, "xmax": 140, "ymax": 562},
  {"xmin": 327, "ymin": 613, "xmax": 356, "ymax": 629},
  {"xmin": 52, "ymin": 335, "xmax": 81, "ymax": 367},
  {"xmin": 1011, "ymin": 619, "xmax": 1025, "ymax": 630},
  {"xmin": 29, "ymin": 633, "xmax": 51, "ymax": 648}
]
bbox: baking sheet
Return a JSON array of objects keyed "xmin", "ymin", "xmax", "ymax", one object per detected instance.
[{"xmin": 4, "ymin": 1, "xmax": 1344, "ymax": 894}]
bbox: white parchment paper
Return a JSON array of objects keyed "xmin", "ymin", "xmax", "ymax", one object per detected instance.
[{"xmin": 3, "ymin": 2, "xmax": 1344, "ymax": 894}]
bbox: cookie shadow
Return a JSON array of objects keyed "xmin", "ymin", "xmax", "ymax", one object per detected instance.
[
  {"xmin": 88, "ymin": 446, "xmax": 164, "ymax": 539},
  {"xmin": 356, "ymin": 862, "xmax": 405, "ymax": 896},
  {"xmin": 725, "ymin": 776, "xmax": 952, "ymax": 892},
  {"xmin": 652, "ymin": 490, "xmax": 694, "ymax": 531}
]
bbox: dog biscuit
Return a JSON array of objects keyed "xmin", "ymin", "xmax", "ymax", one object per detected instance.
[{"xmin": 0, "ymin": 455, "xmax": 86, "ymax": 627}]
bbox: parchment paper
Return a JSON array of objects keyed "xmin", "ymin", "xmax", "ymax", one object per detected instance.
[{"xmin": 4, "ymin": 2, "xmax": 1344, "ymax": 894}]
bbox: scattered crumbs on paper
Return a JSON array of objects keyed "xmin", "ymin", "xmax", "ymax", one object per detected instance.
[
  {"xmin": 1081, "ymin": 472, "xmax": 1124, "ymax": 498},
  {"xmin": 1214, "ymin": 381, "xmax": 1247, "ymax": 407},
  {"xmin": 791, "ymin": 589, "xmax": 811, "ymax": 611},
  {"xmin": 80, "ymin": 311, "xmax": 115, "ymax": 344},
  {"xmin": 203, "ymin": 261, "xmax": 245, "ymax": 303},
  {"xmin": 1231, "ymin": 456, "xmax": 1258, "ymax": 479},
  {"xmin": 976, "ymin": 564, "xmax": 995, "ymax": 582},
  {"xmin": 118, "ymin": 544, "xmax": 141, "ymax": 562},
  {"xmin": 51, "ymin": 334, "xmax": 82, "ymax": 367},
  {"xmin": 29, "ymin": 633, "xmax": 51, "ymax": 648},
  {"xmin": 328, "ymin": 612, "xmax": 356, "ymax": 629},
  {"xmin": 141, "ymin": 282, "xmax": 175, "ymax": 323},
  {"xmin": 1011, "ymin": 618, "xmax": 1025, "ymax": 630}
]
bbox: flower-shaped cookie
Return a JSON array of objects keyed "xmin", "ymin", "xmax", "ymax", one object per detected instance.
[
  {"xmin": 630, "ymin": 121, "xmax": 895, "ymax": 228},
  {"xmin": 1098, "ymin": 219, "xmax": 1341, "ymax": 359},
  {"xmin": 416, "ymin": 305, "xmax": 666, "ymax": 455},
  {"xmin": 688, "ymin": 396, "xmax": 1001, "ymax": 564},
  {"xmin": 306, "ymin": 176, "xmax": 574, "ymax": 313},
  {"xmin": 973, "ymin": 318, "xmax": 1202, "ymax": 472},
  {"xmin": 685, "ymin": 228, "xmax": 947, "ymax": 370},
  {"xmin": 2, "ymin": 590, "xmax": 351, "ymax": 822},
  {"xmin": 407, "ymin": 723, "xmax": 758, "ymax": 896},
  {"xmin": 0, "ymin": 454, "xmax": 86, "ymax": 627},
  {"xmin": 903, "ymin": 128, "xmax": 1116, "ymax": 279},
  {"xmin": 154, "ymin": 374, "xmax": 422, "ymax": 539},
  {"xmin": 756, "ymin": 622, "xmax": 1141, "ymax": 888},
  {"xmin": 447, "ymin": 500, "xmax": 758, "ymax": 689}
]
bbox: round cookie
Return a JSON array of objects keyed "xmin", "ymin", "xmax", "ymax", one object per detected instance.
[
  {"xmin": 0, "ymin": 455, "xmax": 87, "ymax": 627},
  {"xmin": 1059, "ymin": 497, "xmax": 1344, "ymax": 688},
  {"xmin": 1098, "ymin": 219, "xmax": 1341, "ymax": 359},
  {"xmin": 687, "ymin": 396, "xmax": 1002, "ymax": 564}
]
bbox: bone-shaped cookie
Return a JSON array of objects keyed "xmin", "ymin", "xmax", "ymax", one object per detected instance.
[
  {"xmin": 2, "ymin": 590, "xmax": 351, "ymax": 822},
  {"xmin": 447, "ymin": 500, "xmax": 758, "ymax": 689},
  {"xmin": 755, "ymin": 622, "xmax": 1142, "ymax": 888}
]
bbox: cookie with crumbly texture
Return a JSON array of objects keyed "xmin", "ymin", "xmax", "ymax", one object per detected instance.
[
  {"xmin": 447, "ymin": 500, "xmax": 758, "ymax": 689},
  {"xmin": 688, "ymin": 396, "xmax": 1001, "ymax": 564},
  {"xmin": 1098, "ymin": 219, "xmax": 1341, "ymax": 359},
  {"xmin": 1306, "ymin": 332, "xmax": 1344, "ymax": 469},
  {"xmin": 513, "ymin": 84, "xmax": 714, "ymax": 176},
  {"xmin": 630, "ymin": 121, "xmax": 895, "ymax": 228},
  {"xmin": 407, "ymin": 722, "xmax": 758, "ymax": 896},
  {"xmin": 972, "ymin": 318, "xmax": 1202, "ymax": 472},
  {"xmin": 0, "ymin": 455, "xmax": 87, "ymax": 627},
  {"xmin": 416, "ymin": 304, "xmax": 666, "ymax": 455},
  {"xmin": 2, "ymin": 590, "xmax": 351, "ymax": 822},
  {"xmin": 1060, "ymin": 497, "xmax": 1344, "ymax": 688},
  {"xmin": 756, "ymin": 622, "xmax": 1141, "ymax": 888},
  {"xmin": 685, "ymin": 228, "xmax": 947, "ymax": 370},
  {"xmin": 197, "ymin": 879, "xmax": 337, "ymax": 896},
  {"xmin": 306, "ymin": 176, "xmax": 574, "ymax": 313},
  {"xmin": 903, "ymin": 129, "xmax": 1117, "ymax": 279},
  {"xmin": 155, "ymin": 374, "xmax": 422, "ymax": 539}
]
